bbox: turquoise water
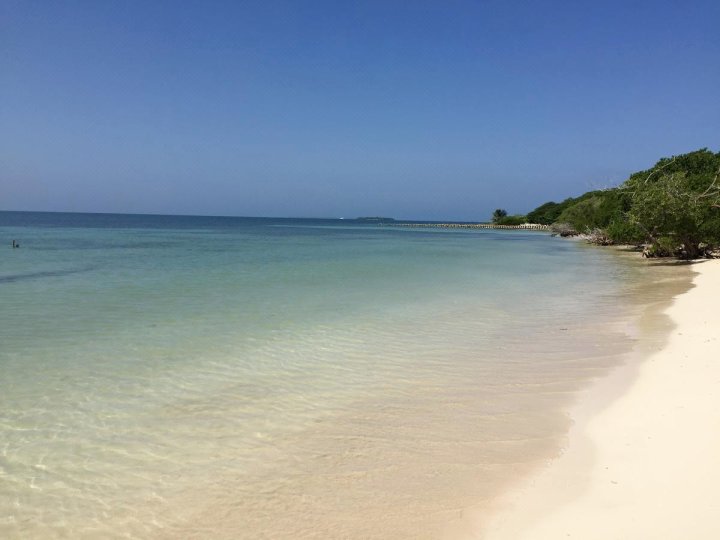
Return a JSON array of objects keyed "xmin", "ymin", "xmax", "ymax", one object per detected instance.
[{"xmin": 1, "ymin": 212, "xmax": 646, "ymax": 538}]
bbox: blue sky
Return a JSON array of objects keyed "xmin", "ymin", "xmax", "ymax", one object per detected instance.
[{"xmin": 2, "ymin": 1, "xmax": 718, "ymax": 220}]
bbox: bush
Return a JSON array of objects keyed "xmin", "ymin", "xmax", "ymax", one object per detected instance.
[
  {"xmin": 606, "ymin": 220, "xmax": 644, "ymax": 244},
  {"xmin": 642, "ymin": 237, "xmax": 679, "ymax": 258},
  {"xmin": 627, "ymin": 170, "xmax": 719, "ymax": 259},
  {"xmin": 527, "ymin": 201, "xmax": 564, "ymax": 224},
  {"xmin": 522, "ymin": 148, "xmax": 720, "ymax": 258},
  {"xmin": 495, "ymin": 214, "xmax": 527, "ymax": 226},
  {"xmin": 554, "ymin": 189, "xmax": 631, "ymax": 233}
]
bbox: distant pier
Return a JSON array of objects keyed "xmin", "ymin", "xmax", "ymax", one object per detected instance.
[{"xmin": 382, "ymin": 223, "xmax": 550, "ymax": 231}]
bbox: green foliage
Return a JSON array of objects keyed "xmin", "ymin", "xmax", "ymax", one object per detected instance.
[
  {"xmin": 626, "ymin": 171, "xmax": 719, "ymax": 258},
  {"xmin": 527, "ymin": 189, "xmax": 631, "ymax": 230},
  {"xmin": 699, "ymin": 212, "xmax": 720, "ymax": 244},
  {"xmin": 526, "ymin": 201, "xmax": 563, "ymax": 224},
  {"xmin": 492, "ymin": 208, "xmax": 508, "ymax": 223},
  {"xmin": 621, "ymin": 149, "xmax": 720, "ymax": 257},
  {"xmin": 556, "ymin": 196, "xmax": 602, "ymax": 232},
  {"xmin": 605, "ymin": 219, "xmax": 644, "ymax": 244},
  {"xmin": 625, "ymin": 148, "xmax": 719, "ymax": 192},
  {"xmin": 553, "ymin": 189, "xmax": 632, "ymax": 233},
  {"xmin": 495, "ymin": 214, "xmax": 527, "ymax": 226},
  {"xmin": 524, "ymin": 148, "xmax": 720, "ymax": 257}
]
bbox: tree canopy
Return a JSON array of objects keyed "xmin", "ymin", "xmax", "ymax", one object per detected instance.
[
  {"xmin": 492, "ymin": 208, "xmax": 508, "ymax": 223},
  {"xmin": 524, "ymin": 149, "xmax": 720, "ymax": 258},
  {"xmin": 491, "ymin": 208, "xmax": 529, "ymax": 226}
]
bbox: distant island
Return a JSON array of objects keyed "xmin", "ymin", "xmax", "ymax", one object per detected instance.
[{"xmin": 355, "ymin": 217, "xmax": 396, "ymax": 223}]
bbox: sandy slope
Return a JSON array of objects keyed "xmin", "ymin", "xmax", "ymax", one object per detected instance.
[{"xmin": 478, "ymin": 259, "xmax": 720, "ymax": 540}]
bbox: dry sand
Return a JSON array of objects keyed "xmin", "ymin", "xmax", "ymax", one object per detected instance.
[{"xmin": 474, "ymin": 259, "xmax": 720, "ymax": 540}]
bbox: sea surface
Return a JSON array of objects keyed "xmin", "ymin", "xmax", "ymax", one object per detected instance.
[{"xmin": 0, "ymin": 211, "xmax": 682, "ymax": 539}]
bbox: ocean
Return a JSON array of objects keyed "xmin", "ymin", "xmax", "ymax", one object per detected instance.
[{"xmin": 0, "ymin": 211, "xmax": 677, "ymax": 538}]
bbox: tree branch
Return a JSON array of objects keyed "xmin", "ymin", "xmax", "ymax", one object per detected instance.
[
  {"xmin": 643, "ymin": 156, "xmax": 677, "ymax": 185},
  {"xmin": 697, "ymin": 165, "xmax": 720, "ymax": 199}
]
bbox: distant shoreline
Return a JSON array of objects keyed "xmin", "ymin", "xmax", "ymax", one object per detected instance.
[{"xmin": 384, "ymin": 222, "xmax": 550, "ymax": 230}]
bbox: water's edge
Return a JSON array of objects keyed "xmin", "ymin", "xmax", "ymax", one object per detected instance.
[
  {"xmin": 0, "ymin": 213, "xmax": 691, "ymax": 539},
  {"xmin": 463, "ymin": 249, "xmax": 695, "ymax": 539}
]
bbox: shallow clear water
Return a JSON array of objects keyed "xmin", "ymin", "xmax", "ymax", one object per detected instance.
[{"xmin": 0, "ymin": 212, "xmax": 664, "ymax": 538}]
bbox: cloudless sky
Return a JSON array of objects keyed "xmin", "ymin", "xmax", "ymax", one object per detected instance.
[{"xmin": 1, "ymin": 0, "xmax": 719, "ymax": 220}]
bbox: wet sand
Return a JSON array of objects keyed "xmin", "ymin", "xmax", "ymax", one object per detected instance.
[{"xmin": 477, "ymin": 259, "xmax": 720, "ymax": 539}]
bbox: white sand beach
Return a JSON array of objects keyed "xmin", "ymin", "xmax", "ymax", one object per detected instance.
[{"xmin": 477, "ymin": 259, "xmax": 720, "ymax": 540}]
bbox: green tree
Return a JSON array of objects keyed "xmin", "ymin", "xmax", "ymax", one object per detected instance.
[
  {"xmin": 626, "ymin": 170, "xmax": 720, "ymax": 258},
  {"xmin": 554, "ymin": 189, "xmax": 632, "ymax": 233},
  {"xmin": 496, "ymin": 214, "xmax": 527, "ymax": 226},
  {"xmin": 492, "ymin": 208, "xmax": 508, "ymax": 223},
  {"xmin": 511, "ymin": 148, "xmax": 720, "ymax": 257},
  {"xmin": 527, "ymin": 201, "xmax": 563, "ymax": 224}
]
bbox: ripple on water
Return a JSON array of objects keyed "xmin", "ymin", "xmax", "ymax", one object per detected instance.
[{"xmin": 0, "ymin": 218, "xmax": 690, "ymax": 539}]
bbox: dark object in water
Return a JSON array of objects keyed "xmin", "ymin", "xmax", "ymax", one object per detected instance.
[
  {"xmin": 12, "ymin": 240, "xmax": 20, "ymax": 248},
  {"xmin": 356, "ymin": 216, "xmax": 396, "ymax": 223}
]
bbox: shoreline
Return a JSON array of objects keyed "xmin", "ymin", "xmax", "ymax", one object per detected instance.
[
  {"xmin": 473, "ymin": 259, "xmax": 720, "ymax": 539},
  {"xmin": 384, "ymin": 223, "xmax": 550, "ymax": 230}
]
